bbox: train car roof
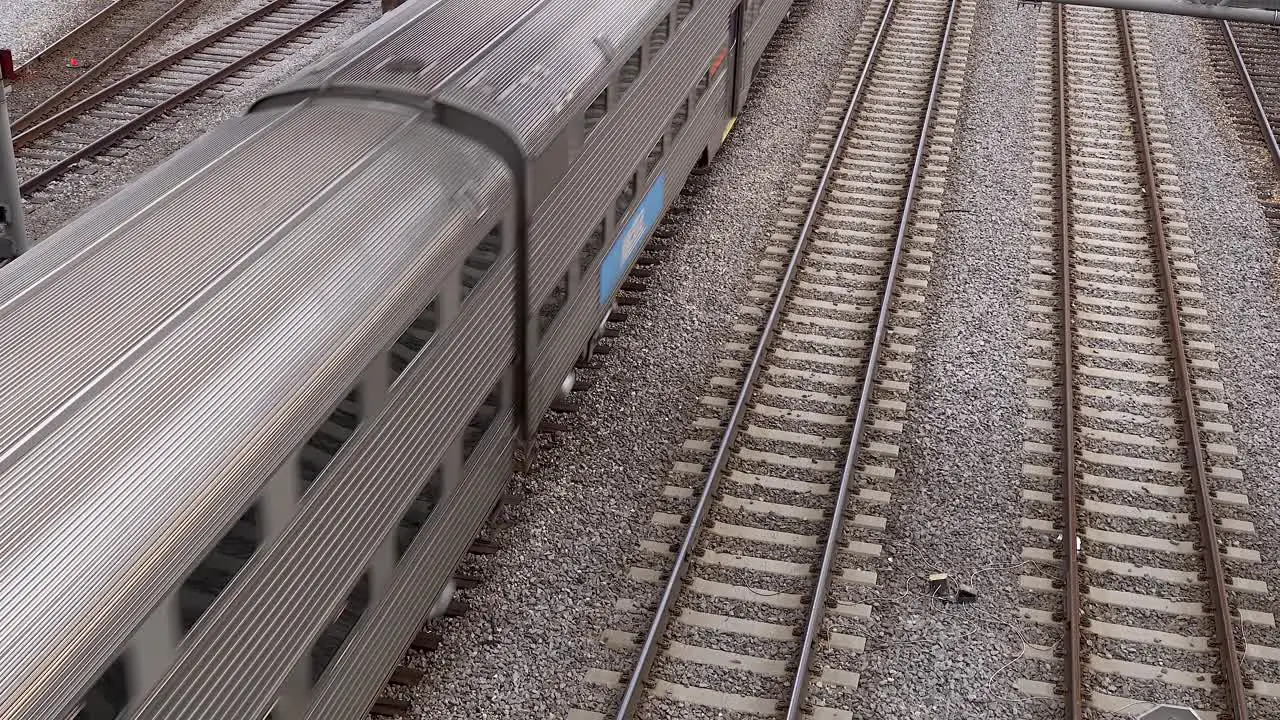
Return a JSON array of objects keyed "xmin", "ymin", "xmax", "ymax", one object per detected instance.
[
  {"xmin": 255, "ymin": 0, "xmax": 674, "ymax": 154},
  {"xmin": 435, "ymin": 0, "xmax": 672, "ymax": 152},
  {"xmin": 0, "ymin": 101, "xmax": 509, "ymax": 718},
  {"xmin": 261, "ymin": 0, "xmax": 546, "ymax": 101}
]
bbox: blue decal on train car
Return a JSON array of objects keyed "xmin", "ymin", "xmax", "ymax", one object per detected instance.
[{"xmin": 599, "ymin": 175, "xmax": 666, "ymax": 305}]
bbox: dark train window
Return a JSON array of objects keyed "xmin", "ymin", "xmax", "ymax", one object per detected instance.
[
  {"xmin": 463, "ymin": 385, "xmax": 502, "ymax": 464},
  {"xmin": 396, "ymin": 468, "xmax": 445, "ymax": 560},
  {"xmin": 179, "ymin": 504, "xmax": 260, "ymax": 634},
  {"xmin": 578, "ymin": 219, "xmax": 606, "ymax": 275},
  {"xmin": 389, "ymin": 297, "xmax": 439, "ymax": 383},
  {"xmin": 584, "ymin": 88, "xmax": 608, "ymax": 137},
  {"xmin": 619, "ymin": 47, "xmax": 642, "ymax": 97},
  {"xmin": 649, "ymin": 16, "xmax": 670, "ymax": 57},
  {"xmin": 670, "ymin": 98, "xmax": 689, "ymax": 139},
  {"xmin": 694, "ymin": 70, "xmax": 709, "ymax": 104},
  {"xmin": 461, "ymin": 226, "xmax": 502, "ymax": 302},
  {"xmin": 310, "ymin": 573, "xmax": 370, "ymax": 685},
  {"xmin": 646, "ymin": 136, "xmax": 665, "ymax": 177},
  {"xmin": 299, "ymin": 387, "xmax": 361, "ymax": 495},
  {"xmin": 676, "ymin": 0, "xmax": 694, "ymax": 28},
  {"xmin": 615, "ymin": 173, "xmax": 637, "ymax": 225},
  {"xmin": 538, "ymin": 271, "xmax": 570, "ymax": 337},
  {"xmin": 76, "ymin": 656, "xmax": 129, "ymax": 720}
]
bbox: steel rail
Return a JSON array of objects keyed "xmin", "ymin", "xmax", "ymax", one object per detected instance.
[
  {"xmin": 782, "ymin": 0, "xmax": 960, "ymax": 714},
  {"xmin": 1116, "ymin": 11, "xmax": 1251, "ymax": 719},
  {"xmin": 610, "ymin": 0, "xmax": 901, "ymax": 715},
  {"xmin": 1219, "ymin": 21, "xmax": 1280, "ymax": 177},
  {"xmin": 10, "ymin": 0, "xmax": 128, "ymax": 75},
  {"xmin": 1052, "ymin": 5, "xmax": 1085, "ymax": 719},
  {"xmin": 14, "ymin": 0, "xmax": 321, "ymax": 147},
  {"xmin": 18, "ymin": 0, "xmax": 358, "ymax": 195},
  {"xmin": 10, "ymin": 0, "xmax": 198, "ymax": 134}
]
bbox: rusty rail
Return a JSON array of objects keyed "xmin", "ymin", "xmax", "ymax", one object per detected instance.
[
  {"xmin": 610, "ymin": 0, "xmax": 903, "ymax": 715},
  {"xmin": 1218, "ymin": 21, "xmax": 1280, "ymax": 177},
  {"xmin": 1051, "ymin": 5, "xmax": 1085, "ymax": 719},
  {"xmin": 1054, "ymin": 5, "xmax": 1251, "ymax": 718},
  {"xmin": 1115, "ymin": 10, "xmax": 1251, "ymax": 720},
  {"xmin": 18, "ymin": 0, "xmax": 358, "ymax": 195},
  {"xmin": 10, "ymin": 0, "xmax": 129, "ymax": 76},
  {"xmin": 10, "ymin": 0, "xmax": 198, "ymax": 135},
  {"xmin": 15, "ymin": 0, "xmax": 333, "ymax": 148}
]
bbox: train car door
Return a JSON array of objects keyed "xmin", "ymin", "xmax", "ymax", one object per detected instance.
[{"xmin": 722, "ymin": 4, "xmax": 743, "ymax": 139}]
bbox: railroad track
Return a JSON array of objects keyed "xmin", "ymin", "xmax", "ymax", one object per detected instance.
[
  {"xmin": 1209, "ymin": 21, "xmax": 1280, "ymax": 219},
  {"xmin": 1018, "ymin": 5, "xmax": 1280, "ymax": 717},
  {"xmin": 6, "ymin": 0, "xmax": 194, "ymax": 120},
  {"xmin": 13, "ymin": 0, "xmax": 360, "ymax": 195},
  {"xmin": 569, "ymin": 0, "xmax": 974, "ymax": 716}
]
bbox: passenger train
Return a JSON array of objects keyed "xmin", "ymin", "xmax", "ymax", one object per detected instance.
[{"xmin": 0, "ymin": 0, "xmax": 796, "ymax": 716}]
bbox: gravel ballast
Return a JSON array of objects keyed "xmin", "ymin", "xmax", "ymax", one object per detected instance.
[
  {"xmin": 1142, "ymin": 14, "xmax": 1280, "ymax": 714},
  {"xmin": 6, "ymin": 0, "xmax": 1279, "ymax": 716},
  {"xmin": 18, "ymin": 0, "xmax": 383, "ymax": 243},
  {"xmin": 836, "ymin": 1, "xmax": 1056, "ymax": 718},
  {"xmin": 393, "ymin": 0, "xmax": 887, "ymax": 716},
  {"xmin": 0, "ymin": 0, "xmax": 113, "ymax": 60}
]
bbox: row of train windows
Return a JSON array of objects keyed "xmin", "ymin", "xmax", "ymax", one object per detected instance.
[
  {"xmin": 300, "ymin": 225, "xmax": 502, "ymax": 495},
  {"xmin": 74, "ymin": 388, "xmax": 503, "ymax": 720},
  {"xmin": 537, "ymin": 0, "xmax": 718, "ymax": 329},
  {"xmin": 71, "ymin": 233, "xmax": 509, "ymax": 720},
  {"xmin": 538, "ymin": 61, "xmax": 706, "ymax": 334},
  {"xmin": 583, "ymin": 0, "xmax": 696, "ymax": 139}
]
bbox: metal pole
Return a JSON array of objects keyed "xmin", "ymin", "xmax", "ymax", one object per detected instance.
[
  {"xmin": 1024, "ymin": 0, "xmax": 1280, "ymax": 24},
  {"xmin": 1, "ymin": 49, "xmax": 28, "ymax": 257}
]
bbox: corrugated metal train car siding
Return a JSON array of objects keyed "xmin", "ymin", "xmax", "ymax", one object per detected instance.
[{"xmin": 0, "ymin": 0, "xmax": 801, "ymax": 715}]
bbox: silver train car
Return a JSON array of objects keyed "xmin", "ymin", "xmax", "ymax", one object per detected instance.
[{"xmin": 0, "ymin": 0, "xmax": 795, "ymax": 717}]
